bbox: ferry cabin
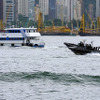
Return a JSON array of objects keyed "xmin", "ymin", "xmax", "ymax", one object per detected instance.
[
  {"xmin": 0, "ymin": 27, "xmax": 43, "ymax": 47},
  {"xmin": 0, "ymin": 29, "xmax": 24, "ymax": 47}
]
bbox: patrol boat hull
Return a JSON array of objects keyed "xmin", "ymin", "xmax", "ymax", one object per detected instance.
[{"xmin": 64, "ymin": 42, "xmax": 100, "ymax": 55}]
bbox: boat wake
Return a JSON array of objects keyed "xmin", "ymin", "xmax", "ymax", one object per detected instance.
[
  {"xmin": 0, "ymin": 72, "xmax": 100, "ymax": 85},
  {"xmin": 91, "ymin": 53, "xmax": 100, "ymax": 56},
  {"xmin": 86, "ymin": 52, "xmax": 100, "ymax": 57}
]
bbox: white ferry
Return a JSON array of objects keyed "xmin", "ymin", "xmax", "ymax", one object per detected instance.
[{"xmin": 0, "ymin": 27, "xmax": 45, "ymax": 47}]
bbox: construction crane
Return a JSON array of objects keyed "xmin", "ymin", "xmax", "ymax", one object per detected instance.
[
  {"xmin": 97, "ymin": 17, "xmax": 100, "ymax": 28},
  {"xmin": 38, "ymin": 11, "xmax": 44, "ymax": 32},
  {"xmin": 97, "ymin": 17, "xmax": 100, "ymax": 32},
  {"xmin": 0, "ymin": 20, "xmax": 4, "ymax": 30},
  {"xmin": 85, "ymin": 9, "xmax": 95, "ymax": 29},
  {"xmin": 79, "ymin": 14, "xmax": 85, "ymax": 33}
]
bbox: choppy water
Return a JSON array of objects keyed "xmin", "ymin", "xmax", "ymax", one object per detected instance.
[{"xmin": 0, "ymin": 36, "xmax": 100, "ymax": 100}]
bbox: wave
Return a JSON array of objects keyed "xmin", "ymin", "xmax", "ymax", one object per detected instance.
[{"xmin": 0, "ymin": 72, "xmax": 100, "ymax": 83}]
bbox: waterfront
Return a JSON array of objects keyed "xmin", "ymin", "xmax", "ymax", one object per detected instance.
[{"xmin": 0, "ymin": 36, "xmax": 100, "ymax": 100}]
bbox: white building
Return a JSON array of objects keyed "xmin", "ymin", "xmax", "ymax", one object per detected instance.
[
  {"xmin": 66, "ymin": 0, "xmax": 81, "ymax": 21},
  {"xmin": 56, "ymin": 0, "xmax": 68, "ymax": 22},
  {"xmin": 56, "ymin": 0, "xmax": 81, "ymax": 22},
  {"xmin": 18, "ymin": 0, "xmax": 28, "ymax": 17},
  {"xmin": 96, "ymin": 0, "xmax": 100, "ymax": 17},
  {"xmin": 39, "ymin": 0, "xmax": 49, "ymax": 21},
  {"xmin": 73, "ymin": 0, "xmax": 82, "ymax": 20}
]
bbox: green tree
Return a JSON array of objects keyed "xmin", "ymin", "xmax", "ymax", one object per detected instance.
[
  {"xmin": 27, "ymin": 20, "xmax": 37, "ymax": 28},
  {"xmin": 18, "ymin": 14, "xmax": 29, "ymax": 27},
  {"xmin": 44, "ymin": 20, "xmax": 52, "ymax": 26},
  {"xmin": 53, "ymin": 19, "xmax": 62, "ymax": 26}
]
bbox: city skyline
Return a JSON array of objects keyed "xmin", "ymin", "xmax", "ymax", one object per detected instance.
[{"xmin": 0, "ymin": 0, "xmax": 98, "ymax": 26}]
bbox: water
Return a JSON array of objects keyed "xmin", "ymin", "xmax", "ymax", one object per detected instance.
[{"xmin": 0, "ymin": 36, "xmax": 100, "ymax": 100}]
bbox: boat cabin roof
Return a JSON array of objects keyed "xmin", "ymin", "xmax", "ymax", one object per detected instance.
[{"xmin": 5, "ymin": 27, "xmax": 37, "ymax": 31}]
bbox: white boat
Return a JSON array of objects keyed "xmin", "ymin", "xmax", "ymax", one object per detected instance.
[{"xmin": 0, "ymin": 27, "xmax": 45, "ymax": 47}]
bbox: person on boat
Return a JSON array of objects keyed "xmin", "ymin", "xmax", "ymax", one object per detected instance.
[
  {"xmin": 86, "ymin": 44, "xmax": 92, "ymax": 50},
  {"xmin": 78, "ymin": 41, "xmax": 84, "ymax": 47}
]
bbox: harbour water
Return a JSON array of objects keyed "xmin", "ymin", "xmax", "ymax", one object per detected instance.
[{"xmin": 0, "ymin": 36, "xmax": 100, "ymax": 100}]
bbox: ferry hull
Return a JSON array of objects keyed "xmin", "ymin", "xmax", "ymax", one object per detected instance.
[{"xmin": 0, "ymin": 43, "xmax": 23, "ymax": 47}]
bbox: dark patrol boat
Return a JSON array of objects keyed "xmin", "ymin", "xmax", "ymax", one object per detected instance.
[{"xmin": 64, "ymin": 41, "xmax": 100, "ymax": 55}]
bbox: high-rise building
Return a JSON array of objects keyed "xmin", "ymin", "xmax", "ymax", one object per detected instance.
[
  {"xmin": 18, "ymin": 0, "xmax": 28, "ymax": 17},
  {"xmin": 56, "ymin": 0, "xmax": 66, "ymax": 21},
  {"xmin": 3, "ymin": 0, "xmax": 15, "ymax": 26},
  {"xmin": 35, "ymin": 0, "xmax": 39, "ymax": 6},
  {"xmin": 96, "ymin": 0, "xmax": 100, "ymax": 17},
  {"xmin": 73, "ymin": 0, "xmax": 82, "ymax": 20},
  {"xmin": 34, "ymin": 4, "xmax": 40, "ymax": 22},
  {"xmin": 89, "ymin": 4, "xmax": 94, "ymax": 19},
  {"xmin": 79, "ymin": 0, "xmax": 84, "ymax": 15},
  {"xmin": 15, "ymin": 0, "xmax": 18, "ymax": 21},
  {"xmin": 0, "ymin": 0, "xmax": 3, "ymax": 21},
  {"xmin": 66, "ymin": 0, "xmax": 81, "ymax": 21},
  {"xmin": 49, "ymin": 0, "xmax": 56, "ymax": 20},
  {"xmin": 28, "ymin": 0, "xmax": 35, "ymax": 20},
  {"xmin": 39, "ymin": 0, "xmax": 49, "ymax": 21}
]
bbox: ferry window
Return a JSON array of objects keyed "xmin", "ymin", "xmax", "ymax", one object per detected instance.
[
  {"xmin": 15, "ymin": 30, "xmax": 17, "ymax": 33},
  {"xmin": 12, "ymin": 30, "xmax": 14, "ymax": 33},
  {"xmin": 18, "ymin": 30, "xmax": 20, "ymax": 33},
  {"xmin": 29, "ymin": 30, "xmax": 30, "ymax": 33},
  {"xmin": 2, "ymin": 38, "xmax": 5, "ymax": 40},
  {"xmin": 8, "ymin": 30, "xmax": 10, "ymax": 33}
]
